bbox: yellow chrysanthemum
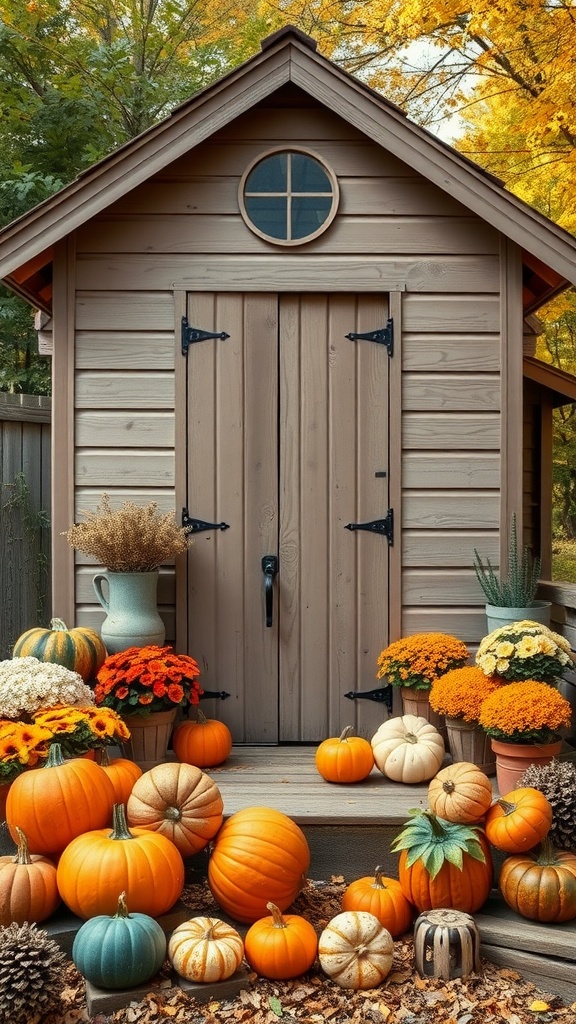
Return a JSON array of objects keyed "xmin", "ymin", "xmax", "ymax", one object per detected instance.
[
  {"xmin": 514, "ymin": 636, "xmax": 539, "ymax": 657},
  {"xmin": 494, "ymin": 642, "xmax": 514, "ymax": 658}
]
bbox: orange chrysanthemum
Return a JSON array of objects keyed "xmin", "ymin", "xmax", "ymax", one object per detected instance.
[
  {"xmin": 478, "ymin": 680, "xmax": 572, "ymax": 743},
  {"xmin": 429, "ymin": 667, "xmax": 502, "ymax": 723},
  {"xmin": 94, "ymin": 644, "xmax": 202, "ymax": 715},
  {"xmin": 377, "ymin": 633, "xmax": 469, "ymax": 690}
]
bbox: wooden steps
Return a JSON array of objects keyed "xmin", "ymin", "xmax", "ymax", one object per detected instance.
[{"xmin": 476, "ymin": 895, "xmax": 576, "ymax": 1004}]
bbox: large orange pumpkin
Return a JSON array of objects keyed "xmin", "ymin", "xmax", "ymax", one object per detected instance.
[
  {"xmin": 341, "ymin": 866, "xmax": 413, "ymax": 937},
  {"xmin": 0, "ymin": 826, "xmax": 60, "ymax": 926},
  {"xmin": 6, "ymin": 743, "xmax": 115, "ymax": 856},
  {"xmin": 485, "ymin": 787, "xmax": 553, "ymax": 853},
  {"xmin": 208, "ymin": 807, "xmax": 310, "ymax": 923},
  {"xmin": 13, "ymin": 617, "xmax": 106, "ymax": 681},
  {"xmin": 392, "ymin": 810, "xmax": 493, "ymax": 914},
  {"xmin": 428, "ymin": 762, "xmax": 493, "ymax": 823},
  {"xmin": 56, "ymin": 803, "xmax": 184, "ymax": 919},
  {"xmin": 172, "ymin": 710, "xmax": 232, "ymax": 768},
  {"xmin": 126, "ymin": 762, "xmax": 223, "ymax": 858},
  {"xmin": 315, "ymin": 726, "xmax": 374, "ymax": 783},
  {"xmin": 499, "ymin": 839, "xmax": 576, "ymax": 923}
]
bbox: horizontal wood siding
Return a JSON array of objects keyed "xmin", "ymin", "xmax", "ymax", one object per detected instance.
[
  {"xmin": 73, "ymin": 294, "xmax": 177, "ymax": 637},
  {"xmin": 71, "ymin": 97, "xmax": 502, "ymax": 644}
]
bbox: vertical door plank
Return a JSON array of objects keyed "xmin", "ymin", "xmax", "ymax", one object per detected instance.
[{"xmin": 185, "ymin": 293, "xmax": 278, "ymax": 742}]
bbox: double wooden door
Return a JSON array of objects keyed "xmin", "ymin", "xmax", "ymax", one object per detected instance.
[{"xmin": 182, "ymin": 292, "xmax": 390, "ymax": 743}]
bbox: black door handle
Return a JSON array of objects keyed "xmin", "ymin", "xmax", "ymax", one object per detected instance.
[{"xmin": 262, "ymin": 555, "xmax": 279, "ymax": 627}]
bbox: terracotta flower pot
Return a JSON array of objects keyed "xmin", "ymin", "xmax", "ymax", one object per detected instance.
[{"xmin": 490, "ymin": 737, "xmax": 562, "ymax": 795}]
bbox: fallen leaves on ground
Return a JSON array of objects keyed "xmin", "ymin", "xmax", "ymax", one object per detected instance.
[{"xmin": 41, "ymin": 877, "xmax": 576, "ymax": 1024}]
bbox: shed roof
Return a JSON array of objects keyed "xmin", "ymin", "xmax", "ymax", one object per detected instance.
[{"xmin": 0, "ymin": 24, "xmax": 575, "ymax": 313}]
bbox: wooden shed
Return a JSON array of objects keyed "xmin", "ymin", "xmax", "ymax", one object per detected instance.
[{"xmin": 2, "ymin": 25, "xmax": 576, "ymax": 744}]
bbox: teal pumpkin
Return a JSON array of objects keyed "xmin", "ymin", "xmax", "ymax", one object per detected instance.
[{"xmin": 71, "ymin": 891, "xmax": 167, "ymax": 989}]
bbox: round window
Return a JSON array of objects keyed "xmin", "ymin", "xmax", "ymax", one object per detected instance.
[{"xmin": 239, "ymin": 149, "xmax": 339, "ymax": 246}]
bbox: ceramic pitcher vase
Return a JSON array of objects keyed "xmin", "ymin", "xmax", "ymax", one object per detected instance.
[{"xmin": 92, "ymin": 570, "xmax": 165, "ymax": 653}]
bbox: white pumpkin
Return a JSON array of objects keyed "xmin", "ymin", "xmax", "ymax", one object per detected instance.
[
  {"xmin": 318, "ymin": 910, "xmax": 394, "ymax": 989},
  {"xmin": 371, "ymin": 714, "xmax": 445, "ymax": 783},
  {"xmin": 168, "ymin": 917, "xmax": 244, "ymax": 983}
]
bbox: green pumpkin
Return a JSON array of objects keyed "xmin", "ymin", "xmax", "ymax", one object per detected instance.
[{"xmin": 71, "ymin": 892, "xmax": 167, "ymax": 989}]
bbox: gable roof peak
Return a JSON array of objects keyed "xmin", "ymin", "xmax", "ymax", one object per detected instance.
[{"xmin": 260, "ymin": 24, "xmax": 318, "ymax": 52}]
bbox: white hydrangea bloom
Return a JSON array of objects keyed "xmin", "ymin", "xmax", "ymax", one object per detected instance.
[{"xmin": 0, "ymin": 657, "xmax": 95, "ymax": 718}]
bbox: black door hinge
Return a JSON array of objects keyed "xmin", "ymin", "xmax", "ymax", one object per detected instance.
[
  {"xmin": 345, "ymin": 508, "xmax": 393, "ymax": 545},
  {"xmin": 346, "ymin": 318, "xmax": 393, "ymax": 357},
  {"xmin": 181, "ymin": 316, "xmax": 229, "ymax": 356},
  {"xmin": 182, "ymin": 508, "xmax": 230, "ymax": 534},
  {"xmin": 344, "ymin": 685, "xmax": 393, "ymax": 715}
]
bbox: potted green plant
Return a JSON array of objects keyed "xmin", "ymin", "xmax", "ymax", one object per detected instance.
[{"xmin": 473, "ymin": 512, "xmax": 551, "ymax": 631}]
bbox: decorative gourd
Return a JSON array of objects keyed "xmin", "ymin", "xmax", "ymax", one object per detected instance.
[
  {"xmin": 315, "ymin": 726, "xmax": 374, "ymax": 783},
  {"xmin": 371, "ymin": 715, "xmax": 445, "ymax": 783},
  {"xmin": 172, "ymin": 710, "xmax": 233, "ymax": 767},
  {"xmin": 13, "ymin": 618, "xmax": 106, "ymax": 681},
  {"xmin": 244, "ymin": 901, "xmax": 318, "ymax": 979},
  {"xmin": 56, "ymin": 802, "xmax": 184, "ymax": 919},
  {"xmin": 428, "ymin": 762, "xmax": 493, "ymax": 824},
  {"xmin": 0, "ymin": 827, "xmax": 60, "ymax": 926},
  {"xmin": 485, "ymin": 787, "xmax": 553, "ymax": 853},
  {"xmin": 318, "ymin": 911, "xmax": 394, "ymax": 989},
  {"xmin": 413, "ymin": 909, "xmax": 481, "ymax": 980},
  {"xmin": 126, "ymin": 762, "xmax": 223, "ymax": 858},
  {"xmin": 168, "ymin": 917, "xmax": 244, "ymax": 983},
  {"xmin": 99, "ymin": 747, "xmax": 143, "ymax": 806},
  {"xmin": 6, "ymin": 743, "xmax": 115, "ymax": 856},
  {"xmin": 341, "ymin": 866, "xmax": 413, "ymax": 937},
  {"xmin": 391, "ymin": 810, "xmax": 493, "ymax": 914},
  {"xmin": 72, "ymin": 891, "xmax": 167, "ymax": 988},
  {"xmin": 207, "ymin": 806, "xmax": 310, "ymax": 923},
  {"xmin": 499, "ymin": 838, "xmax": 576, "ymax": 922}
]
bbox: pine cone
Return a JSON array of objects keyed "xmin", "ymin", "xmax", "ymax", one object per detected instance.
[
  {"xmin": 0, "ymin": 921, "xmax": 66, "ymax": 1024},
  {"xmin": 519, "ymin": 759, "xmax": 576, "ymax": 851}
]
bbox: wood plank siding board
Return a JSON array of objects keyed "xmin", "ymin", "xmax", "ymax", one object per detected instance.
[
  {"xmin": 106, "ymin": 176, "xmax": 474, "ymax": 218},
  {"xmin": 75, "ymin": 292, "xmax": 174, "ymax": 330},
  {"xmin": 75, "ymin": 451, "xmax": 175, "ymax": 487},
  {"xmin": 76, "ymin": 216, "xmax": 499, "ymax": 256},
  {"xmin": 75, "ymin": 255, "xmax": 499, "ymax": 293},
  {"xmin": 402, "ymin": 413, "xmax": 500, "ymax": 449},
  {"xmin": 403, "ymin": 608, "xmax": 488, "ymax": 640},
  {"xmin": 75, "ymin": 331, "xmax": 175, "ymax": 369},
  {"xmin": 403, "ymin": 453, "xmax": 500, "ymax": 488},
  {"xmin": 404, "ymin": 568, "xmax": 486, "ymax": 604},
  {"xmin": 75, "ymin": 371, "xmax": 175, "ymax": 408},
  {"xmin": 402, "ymin": 493, "xmax": 500, "ymax": 528},
  {"xmin": 402, "ymin": 530, "xmax": 500, "ymax": 567},
  {"xmin": 402, "ymin": 374, "xmax": 500, "ymax": 411},
  {"xmin": 403, "ymin": 334, "xmax": 500, "ymax": 371}
]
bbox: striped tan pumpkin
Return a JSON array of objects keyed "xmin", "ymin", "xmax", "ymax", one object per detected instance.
[{"xmin": 13, "ymin": 618, "xmax": 106, "ymax": 681}]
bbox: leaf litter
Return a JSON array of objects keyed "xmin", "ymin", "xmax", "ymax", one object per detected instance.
[{"xmin": 40, "ymin": 876, "xmax": 576, "ymax": 1024}]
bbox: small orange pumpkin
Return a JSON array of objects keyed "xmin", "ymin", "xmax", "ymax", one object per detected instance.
[
  {"xmin": 341, "ymin": 866, "xmax": 413, "ymax": 937},
  {"xmin": 428, "ymin": 762, "xmax": 493, "ymax": 824},
  {"xmin": 126, "ymin": 762, "xmax": 223, "ymax": 858},
  {"xmin": 172, "ymin": 710, "xmax": 232, "ymax": 767},
  {"xmin": 315, "ymin": 726, "xmax": 374, "ymax": 783},
  {"xmin": 485, "ymin": 787, "xmax": 553, "ymax": 853},
  {"xmin": 244, "ymin": 901, "xmax": 318, "ymax": 979},
  {"xmin": 0, "ymin": 826, "xmax": 60, "ymax": 926},
  {"xmin": 99, "ymin": 747, "xmax": 143, "ymax": 805}
]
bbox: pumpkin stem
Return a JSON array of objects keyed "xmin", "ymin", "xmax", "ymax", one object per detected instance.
[
  {"xmin": 13, "ymin": 826, "xmax": 32, "ymax": 865},
  {"xmin": 339, "ymin": 726, "xmax": 355, "ymax": 742},
  {"xmin": 164, "ymin": 806, "xmax": 182, "ymax": 822},
  {"xmin": 266, "ymin": 902, "xmax": 288, "ymax": 928},
  {"xmin": 535, "ymin": 836, "xmax": 558, "ymax": 865},
  {"xmin": 202, "ymin": 923, "xmax": 216, "ymax": 941},
  {"xmin": 497, "ymin": 798, "xmax": 518, "ymax": 817},
  {"xmin": 99, "ymin": 747, "xmax": 111, "ymax": 767},
  {"xmin": 115, "ymin": 892, "xmax": 130, "ymax": 918},
  {"xmin": 373, "ymin": 866, "xmax": 385, "ymax": 888},
  {"xmin": 197, "ymin": 708, "xmax": 208, "ymax": 725},
  {"xmin": 44, "ymin": 743, "xmax": 66, "ymax": 768},
  {"xmin": 108, "ymin": 803, "xmax": 135, "ymax": 841},
  {"xmin": 442, "ymin": 780, "xmax": 457, "ymax": 794},
  {"xmin": 49, "ymin": 618, "xmax": 69, "ymax": 631},
  {"xmin": 404, "ymin": 733, "xmax": 418, "ymax": 745}
]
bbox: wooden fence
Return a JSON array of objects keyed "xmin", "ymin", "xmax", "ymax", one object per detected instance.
[{"xmin": 0, "ymin": 393, "xmax": 51, "ymax": 657}]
